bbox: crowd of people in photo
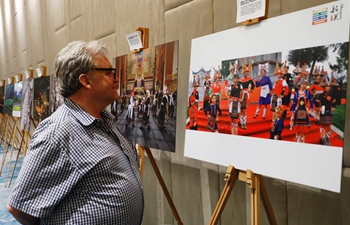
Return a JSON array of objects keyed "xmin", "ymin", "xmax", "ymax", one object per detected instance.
[
  {"xmin": 115, "ymin": 78, "xmax": 177, "ymax": 131},
  {"xmin": 188, "ymin": 57, "xmax": 340, "ymax": 146}
]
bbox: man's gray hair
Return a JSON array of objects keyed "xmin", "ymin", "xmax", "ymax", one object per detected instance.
[{"xmin": 54, "ymin": 40, "xmax": 108, "ymax": 97}]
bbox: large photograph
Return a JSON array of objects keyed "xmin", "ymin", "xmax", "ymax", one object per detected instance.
[
  {"xmin": 114, "ymin": 41, "xmax": 179, "ymax": 152},
  {"xmin": 20, "ymin": 78, "xmax": 33, "ymax": 131},
  {"xmin": 188, "ymin": 44, "xmax": 347, "ymax": 148},
  {"xmin": 4, "ymin": 83, "xmax": 14, "ymax": 115},
  {"xmin": 185, "ymin": 0, "xmax": 348, "ymax": 192},
  {"xmin": 32, "ymin": 76, "xmax": 51, "ymax": 122},
  {"xmin": 12, "ymin": 82, "xmax": 23, "ymax": 118}
]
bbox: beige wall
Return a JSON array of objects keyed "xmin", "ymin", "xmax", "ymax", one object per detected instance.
[{"xmin": 1, "ymin": 0, "xmax": 350, "ymax": 224}]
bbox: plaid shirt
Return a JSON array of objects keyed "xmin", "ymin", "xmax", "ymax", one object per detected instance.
[{"xmin": 8, "ymin": 98, "xmax": 144, "ymax": 225}]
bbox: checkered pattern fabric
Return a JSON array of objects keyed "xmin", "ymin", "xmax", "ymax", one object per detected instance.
[{"xmin": 8, "ymin": 98, "xmax": 144, "ymax": 225}]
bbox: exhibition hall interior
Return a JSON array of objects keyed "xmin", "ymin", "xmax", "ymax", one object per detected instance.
[{"xmin": 0, "ymin": 0, "xmax": 349, "ymax": 224}]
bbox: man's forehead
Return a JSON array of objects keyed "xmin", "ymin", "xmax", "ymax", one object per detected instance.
[{"xmin": 93, "ymin": 55, "xmax": 111, "ymax": 66}]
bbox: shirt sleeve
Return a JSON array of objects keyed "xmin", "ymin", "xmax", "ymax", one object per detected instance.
[{"xmin": 8, "ymin": 122, "xmax": 82, "ymax": 218}]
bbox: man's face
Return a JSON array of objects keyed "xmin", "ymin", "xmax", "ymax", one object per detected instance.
[{"xmin": 88, "ymin": 56, "xmax": 119, "ymax": 103}]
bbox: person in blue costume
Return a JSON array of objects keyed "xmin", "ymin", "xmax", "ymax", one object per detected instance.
[{"xmin": 254, "ymin": 62, "xmax": 273, "ymax": 119}]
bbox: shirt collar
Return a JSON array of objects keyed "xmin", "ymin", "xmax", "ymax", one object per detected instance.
[{"xmin": 64, "ymin": 98, "xmax": 115, "ymax": 126}]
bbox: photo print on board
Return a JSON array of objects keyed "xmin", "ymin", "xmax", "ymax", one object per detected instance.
[
  {"xmin": 188, "ymin": 43, "xmax": 347, "ymax": 148},
  {"xmin": 185, "ymin": 0, "xmax": 349, "ymax": 192},
  {"xmin": 4, "ymin": 83, "xmax": 14, "ymax": 115},
  {"xmin": 0, "ymin": 85, "xmax": 5, "ymax": 114},
  {"xmin": 50, "ymin": 75, "xmax": 64, "ymax": 114},
  {"xmin": 113, "ymin": 41, "xmax": 179, "ymax": 152},
  {"xmin": 32, "ymin": 76, "xmax": 51, "ymax": 122},
  {"xmin": 12, "ymin": 81, "xmax": 23, "ymax": 118},
  {"xmin": 20, "ymin": 78, "xmax": 33, "ymax": 131}
]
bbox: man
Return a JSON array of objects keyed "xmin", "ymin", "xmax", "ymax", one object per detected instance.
[
  {"xmin": 7, "ymin": 40, "xmax": 144, "ymax": 225},
  {"xmin": 190, "ymin": 84, "xmax": 200, "ymax": 108},
  {"xmin": 158, "ymin": 90, "xmax": 169, "ymax": 128},
  {"xmin": 121, "ymin": 92, "xmax": 126, "ymax": 113},
  {"xmin": 140, "ymin": 90, "xmax": 151, "ymax": 130}
]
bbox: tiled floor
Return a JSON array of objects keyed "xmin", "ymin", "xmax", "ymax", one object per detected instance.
[{"xmin": 0, "ymin": 145, "xmax": 22, "ymax": 224}]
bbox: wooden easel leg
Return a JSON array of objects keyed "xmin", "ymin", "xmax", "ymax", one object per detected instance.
[
  {"xmin": 246, "ymin": 170, "xmax": 260, "ymax": 225},
  {"xmin": 24, "ymin": 131, "xmax": 31, "ymax": 156},
  {"xmin": 5, "ymin": 118, "xmax": 19, "ymax": 185},
  {"xmin": 7, "ymin": 128, "xmax": 25, "ymax": 188},
  {"xmin": 259, "ymin": 175, "xmax": 277, "ymax": 225},
  {"xmin": 0, "ymin": 115, "xmax": 10, "ymax": 147},
  {"xmin": 0, "ymin": 115, "xmax": 13, "ymax": 176},
  {"xmin": 143, "ymin": 146, "xmax": 183, "ymax": 225},
  {"xmin": 2, "ymin": 118, "xmax": 18, "ymax": 181},
  {"xmin": 0, "ymin": 113, "xmax": 3, "ymax": 134},
  {"xmin": 137, "ymin": 145, "xmax": 145, "ymax": 178},
  {"xmin": 209, "ymin": 165, "xmax": 239, "ymax": 225}
]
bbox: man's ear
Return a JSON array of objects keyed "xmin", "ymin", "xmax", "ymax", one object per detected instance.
[{"xmin": 79, "ymin": 74, "xmax": 91, "ymax": 88}]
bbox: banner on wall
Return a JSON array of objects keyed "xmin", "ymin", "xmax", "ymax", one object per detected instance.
[
  {"xmin": 185, "ymin": 0, "xmax": 348, "ymax": 192},
  {"xmin": 114, "ymin": 41, "xmax": 179, "ymax": 152}
]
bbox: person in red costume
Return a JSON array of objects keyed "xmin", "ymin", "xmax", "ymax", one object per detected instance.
[
  {"xmin": 189, "ymin": 84, "xmax": 199, "ymax": 108},
  {"xmin": 239, "ymin": 57, "xmax": 255, "ymax": 130},
  {"xmin": 271, "ymin": 61, "xmax": 289, "ymax": 115},
  {"xmin": 211, "ymin": 79, "xmax": 221, "ymax": 106},
  {"xmin": 188, "ymin": 95, "xmax": 198, "ymax": 130}
]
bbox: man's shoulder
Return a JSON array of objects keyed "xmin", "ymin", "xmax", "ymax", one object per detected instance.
[{"xmin": 35, "ymin": 104, "xmax": 82, "ymax": 138}]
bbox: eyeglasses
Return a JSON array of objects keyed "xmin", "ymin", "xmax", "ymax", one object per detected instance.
[{"xmin": 91, "ymin": 67, "xmax": 117, "ymax": 79}]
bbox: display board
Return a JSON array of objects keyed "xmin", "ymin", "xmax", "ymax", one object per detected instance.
[
  {"xmin": 20, "ymin": 78, "xmax": 33, "ymax": 131},
  {"xmin": 185, "ymin": 0, "xmax": 348, "ymax": 192},
  {"xmin": 32, "ymin": 76, "xmax": 51, "ymax": 122},
  {"xmin": 50, "ymin": 75, "xmax": 64, "ymax": 114},
  {"xmin": 4, "ymin": 83, "xmax": 14, "ymax": 115},
  {"xmin": 12, "ymin": 82, "xmax": 23, "ymax": 118},
  {"xmin": 0, "ymin": 85, "xmax": 5, "ymax": 114},
  {"xmin": 114, "ymin": 41, "xmax": 179, "ymax": 152}
]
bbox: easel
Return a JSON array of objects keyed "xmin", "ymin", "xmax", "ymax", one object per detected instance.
[
  {"xmin": 130, "ymin": 27, "xmax": 182, "ymax": 224},
  {"xmin": 209, "ymin": 166, "xmax": 277, "ymax": 225},
  {"xmin": 242, "ymin": 0, "xmax": 269, "ymax": 26},
  {"xmin": 0, "ymin": 116, "xmax": 23, "ymax": 177},
  {"xmin": 4, "ymin": 73, "xmax": 30, "ymax": 187},
  {"xmin": 138, "ymin": 145, "xmax": 183, "ymax": 225},
  {"xmin": 5, "ymin": 119, "xmax": 35, "ymax": 188},
  {"xmin": 0, "ymin": 75, "xmax": 26, "ymax": 179}
]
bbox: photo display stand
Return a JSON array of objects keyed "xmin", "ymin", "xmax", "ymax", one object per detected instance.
[
  {"xmin": 131, "ymin": 27, "xmax": 182, "ymax": 225},
  {"xmin": 209, "ymin": 166, "xmax": 277, "ymax": 225},
  {"xmin": 241, "ymin": 0, "xmax": 269, "ymax": 26},
  {"xmin": 33, "ymin": 66, "xmax": 47, "ymax": 126},
  {"xmin": 5, "ymin": 73, "xmax": 29, "ymax": 188},
  {"xmin": 0, "ymin": 76, "xmax": 22, "ymax": 186},
  {"xmin": 138, "ymin": 145, "xmax": 183, "ymax": 225}
]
